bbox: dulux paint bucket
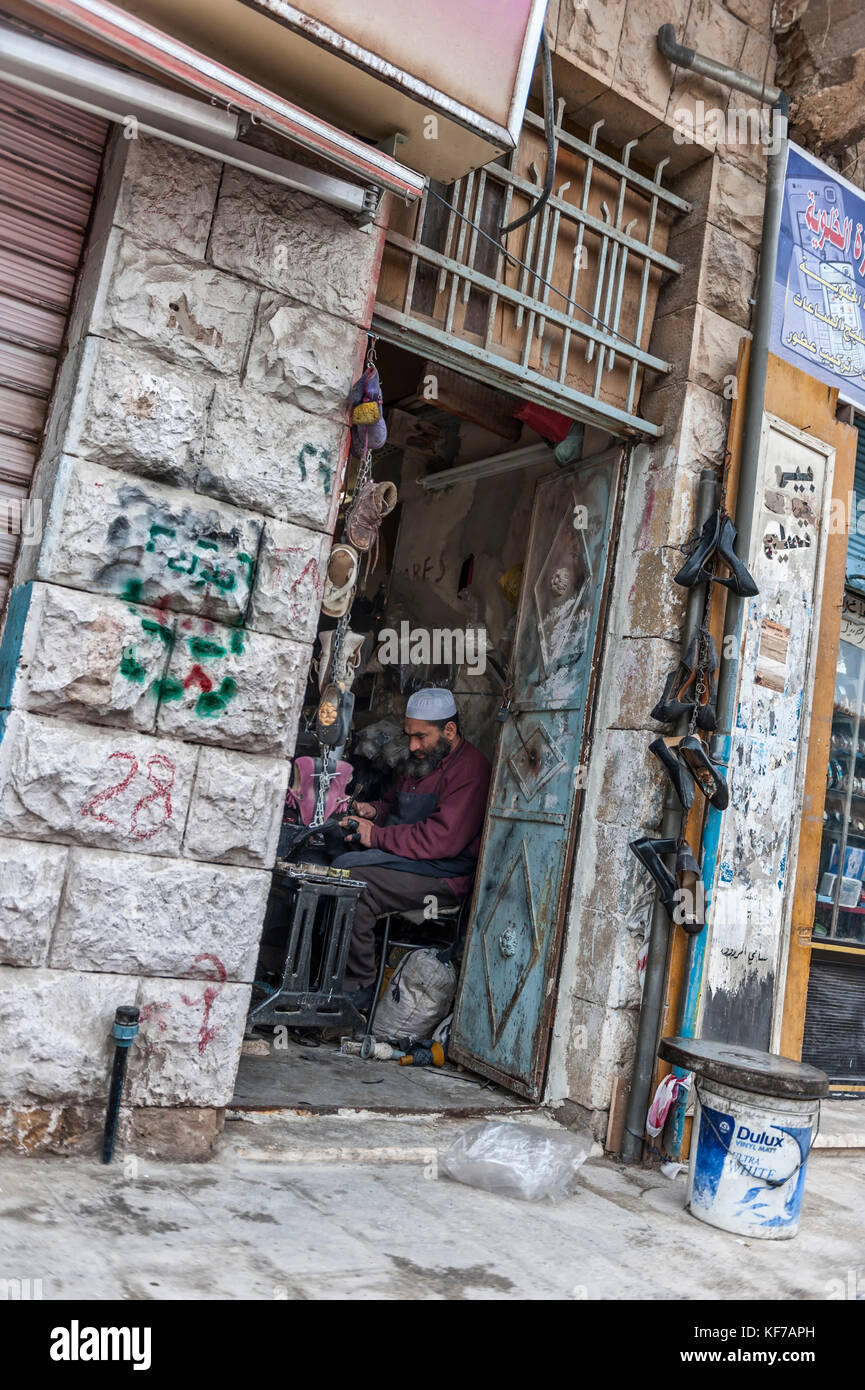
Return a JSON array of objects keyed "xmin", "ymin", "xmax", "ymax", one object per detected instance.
[
  {"xmin": 688, "ymin": 1077, "xmax": 820, "ymax": 1239},
  {"xmin": 658, "ymin": 1037, "xmax": 829, "ymax": 1242}
]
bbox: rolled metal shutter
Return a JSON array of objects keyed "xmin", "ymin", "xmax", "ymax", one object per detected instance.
[{"xmin": 0, "ymin": 79, "xmax": 107, "ymax": 611}]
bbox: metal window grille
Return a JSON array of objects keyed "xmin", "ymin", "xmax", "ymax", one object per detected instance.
[{"xmin": 374, "ymin": 107, "xmax": 691, "ymax": 438}]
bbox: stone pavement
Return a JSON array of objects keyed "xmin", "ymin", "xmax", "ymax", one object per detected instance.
[{"xmin": 1, "ymin": 1109, "xmax": 863, "ymax": 1301}]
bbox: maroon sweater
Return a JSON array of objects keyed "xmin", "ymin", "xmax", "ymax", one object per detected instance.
[{"xmin": 369, "ymin": 738, "xmax": 492, "ymax": 897}]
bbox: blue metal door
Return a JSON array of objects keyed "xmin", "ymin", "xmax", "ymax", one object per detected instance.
[{"xmin": 450, "ymin": 450, "xmax": 623, "ymax": 1098}]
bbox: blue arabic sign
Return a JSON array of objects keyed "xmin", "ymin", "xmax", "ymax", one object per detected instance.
[{"xmin": 772, "ymin": 142, "xmax": 865, "ymax": 409}]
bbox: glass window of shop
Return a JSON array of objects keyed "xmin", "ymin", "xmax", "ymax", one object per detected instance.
[{"xmin": 815, "ymin": 425, "xmax": 865, "ymax": 946}]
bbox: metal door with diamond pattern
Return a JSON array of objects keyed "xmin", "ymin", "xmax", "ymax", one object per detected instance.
[{"xmin": 450, "ymin": 449, "xmax": 623, "ymax": 1098}]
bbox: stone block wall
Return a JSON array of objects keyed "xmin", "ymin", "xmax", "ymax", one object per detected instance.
[
  {"xmin": 546, "ymin": 2, "xmax": 774, "ymax": 1134},
  {"xmin": 0, "ymin": 132, "xmax": 386, "ymax": 1152}
]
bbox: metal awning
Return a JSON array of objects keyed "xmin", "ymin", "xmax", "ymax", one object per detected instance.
[{"xmin": 15, "ymin": 0, "xmax": 425, "ymax": 203}]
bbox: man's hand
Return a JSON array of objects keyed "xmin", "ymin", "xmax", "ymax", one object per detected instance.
[
  {"xmin": 350, "ymin": 801, "xmax": 376, "ymax": 820},
  {"xmin": 340, "ymin": 815, "xmax": 374, "ymax": 847}
]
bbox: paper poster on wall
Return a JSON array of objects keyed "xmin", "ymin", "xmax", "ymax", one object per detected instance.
[{"xmin": 771, "ymin": 142, "xmax": 865, "ymax": 411}]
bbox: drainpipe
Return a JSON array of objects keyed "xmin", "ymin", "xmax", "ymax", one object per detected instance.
[
  {"xmin": 622, "ymin": 28, "xmax": 788, "ymax": 1162},
  {"xmin": 621, "ymin": 469, "xmax": 717, "ymax": 1163}
]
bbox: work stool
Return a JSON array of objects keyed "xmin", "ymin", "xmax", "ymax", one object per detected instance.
[{"xmin": 360, "ymin": 897, "xmax": 469, "ymax": 1057}]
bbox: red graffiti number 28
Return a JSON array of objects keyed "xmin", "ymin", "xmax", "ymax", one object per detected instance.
[{"xmin": 81, "ymin": 751, "xmax": 175, "ymax": 840}]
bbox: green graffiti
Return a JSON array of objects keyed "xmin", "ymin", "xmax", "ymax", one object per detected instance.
[
  {"xmin": 122, "ymin": 579, "xmax": 144, "ymax": 603},
  {"xmin": 230, "ymin": 629, "xmax": 245, "ymax": 655},
  {"xmin": 236, "ymin": 553, "xmax": 254, "ymax": 586},
  {"xmin": 145, "ymin": 523, "xmax": 177, "ymax": 553},
  {"xmin": 297, "ymin": 443, "xmax": 318, "ymax": 481},
  {"xmin": 167, "ymin": 552, "xmax": 198, "ymax": 575},
  {"xmin": 195, "ymin": 538, "xmax": 218, "ymax": 552},
  {"xmin": 153, "ymin": 675, "xmax": 183, "ymax": 702},
  {"xmin": 317, "ymin": 451, "xmax": 333, "ymax": 494},
  {"xmin": 141, "ymin": 618, "xmax": 173, "ymax": 645},
  {"xmin": 188, "ymin": 636, "xmax": 227, "ymax": 660},
  {"xmin": 194, "ymin": 564, "xmax": 235, "ymax": 592},
  {"xmin": 119, "ymin": 645, "xmax": 146, "ymax": 683},
  {"xmin": 196, "ymin": 676, "xmax": 237, "ymax": 717}
]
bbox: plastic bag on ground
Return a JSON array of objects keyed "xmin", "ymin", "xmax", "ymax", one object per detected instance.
[{"xmin": 438, "ymin": 1121, "xmax": 591, "ymax": 1202}]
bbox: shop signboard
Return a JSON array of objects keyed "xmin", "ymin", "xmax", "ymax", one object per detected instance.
[{"xmin": 772, "ymin": 142, "xmax": 865, "ymax": 412}]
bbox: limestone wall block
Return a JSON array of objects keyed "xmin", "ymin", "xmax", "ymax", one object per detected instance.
[
  {"xmin": 38, "ymin": 457, "xmax": 261, "ymax": 626},
  {"xmin": 128, "ymin": 976, "xmax": 251, "ymax": 1107},
  {"xmin": 50, "ymin": 848, "xmax": 268, "ymax": 981},
  {"xmin": 199, "ymin": 382, "xmax": 348, "ymax": 532},
  {"xmin": 114, "ymin": 136, "xmax": 222, "ymax": 259},
  {"xmin": 64, "ymin": 337, "xmax": 213, "ymax": 487},
  {"xmin": 94, "ymin": 230, "xmax": 259, "ymax": 374},
  {"xmin": 0, "ymin": 840, "xmax": 68, "ymax": 967},
  {"xmin": 209, "ymin": 167, "xmax": 380, "ymax": 325},
  {"xmin": 0, "ymin": 711, "xmax": 198, "ymax": 856},
  {"xmin": 244, "ymin": 293, "xmax": 365, "ymax": 420},
  {"xmin": 0, "ymin": 966, "xmax": 140, "ymax": 1104},
  {"xmin": 248, "ymin": 519, "xmax": 329, "ymax": 643},
  {"xmin": 11, "ymin": 583, "xmax": 175, "ymax": 732},
  {"xmin": 155, "ymin": 616, "xmax": 308, "ymax": 756},
  {"xmin": 183, "ymin": 747, "xmax": 289, "ymax": 867}
]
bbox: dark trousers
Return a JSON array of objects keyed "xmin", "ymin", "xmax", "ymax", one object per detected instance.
[{"xmin": 344, "ymin": 866, "xmax": 460, "ymax": 989}]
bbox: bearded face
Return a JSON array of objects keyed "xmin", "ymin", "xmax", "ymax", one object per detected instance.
[{"xmin": 402, "ymin": 732, "xmax": 451, "ymax": 780}]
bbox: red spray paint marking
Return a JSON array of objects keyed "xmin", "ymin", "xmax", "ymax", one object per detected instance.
[
  {"xmin": 138, "ymin": 999, "xmax": 172, "ymax": 1057},
  {"xmin": 130, "ymin": 754, "xmax": 175, "ymax": 841},
  {"xmin": 272, "ymin": 549, "xmax": 323, "ymax": 625},
  {"xmin": 181, "ymin": 954, "xmax": 227, "ymax": 1055},
  {"xmin": 183, "ymin": 663, "xmax": 213, "ymax": 693},
  {"xmin": 80, "ymin": 751, "xmax": 137, "ymax": 827}
]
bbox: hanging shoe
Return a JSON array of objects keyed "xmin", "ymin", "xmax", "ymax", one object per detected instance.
[
  {"xmin": 649, "ymin": 737, "xmax": 695, "ymax": 812},
  {"xmin": 675, "ymin": 836, "xmax": 705, "ymax": 934},
  {"xmin": 694, "ymin": 632, "xmax": 719, "ymax": 733},
  {"xmin": 344, "ymin": 479, "xmax": 398, "ymax": 554},
  {"xmin": 651, "ymin": 634, "xmax": 700, "ymax": 723},
  {"xmin": 321, "ymin": 544, "xmax": 359, "ymax": 619},
  {"xmin": 677, "ymin": 734, "xmax": 729, "ymax": 810},
  {"xmin": 674, "ymin": 512, "xmax": 721, "ymax": 588},
  {"xmin": 713, "ymin": 514, "xmax": 759, "ymax": 596},
  {"xmin": 314, "ymin": 682, "xmax": 354, "ymax": 748},
  {"xmin": 629, "ymin": 835, "xmax": 679, "ymax": 920},
  {"xmin": 317, "ymin": 628, "xmax": 366, "ymax": 692}
]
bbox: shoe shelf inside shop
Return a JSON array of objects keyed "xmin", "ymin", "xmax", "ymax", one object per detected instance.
[{"xmin": 815, "ymin": 635, "xmax": 865, "ymax": 948}]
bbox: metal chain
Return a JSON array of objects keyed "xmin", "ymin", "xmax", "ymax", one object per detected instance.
[
  {"xmin": 309, "ymin": 338, "xmax": 378, "ymax": 828},
  {"xmin": 688, "ymin": 626, "xmax": 708, "ymax": 737}
]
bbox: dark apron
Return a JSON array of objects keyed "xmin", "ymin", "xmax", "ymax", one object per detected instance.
[{"xmin": 332, "ymin": 748, "xmax": 477, "ymax": 878}]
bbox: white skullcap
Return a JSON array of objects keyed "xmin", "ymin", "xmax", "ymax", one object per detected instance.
[{"xmin": 405, "ymin": 687, "xmax": 457, "ymax": 720}]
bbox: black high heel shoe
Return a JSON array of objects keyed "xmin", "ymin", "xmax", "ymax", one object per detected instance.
[
  {"xmin": 674, "ymin": 512, "xmax": 721, "ymax": 588},
  {"xmin": 674, "ymin": 510, "xmax": 759, "ymax": 598},
  {"xmin": 651, "ymin": 633, "xmax": 718, "ymax": 731},
  {"xmin": 712, "ymin": 514, "xmax": 759, "ymax": 596},
  {"xmin": 629, "ymin": 836, "xmax": 678, "ymax": 920},
  {"xmin": 649, "ymin": 737, "xmax": 696, "ymax": 811},
  {"xmin": 651, "ymin": 635, "xmax": 700, "ymax": 723},
  {"xmin": 675, "ymin": 836, "xmax": 705, "ymax": 934},
  {"xmin": 677, "ymin": 734, "xmax": 729, "ymax": 809}
]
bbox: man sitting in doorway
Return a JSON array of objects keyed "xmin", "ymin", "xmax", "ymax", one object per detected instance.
[{"xmin": 336, "ymin": 687, "xmax": 492, "ymax": 1013}]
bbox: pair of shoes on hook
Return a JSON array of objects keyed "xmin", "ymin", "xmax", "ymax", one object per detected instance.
[
  {"xmin": 651, "ymin": 632, "xmax": 719, "ymax": 732},
  {"xmin": 648, "ymin": 734, "xmax": 729, "ymax": 813},
  {"xmin": 675, "ymin": 510, "xmax": 759, "ymax": 597},
  {"xmin": 628, "ymin": 835, "xmax": 705, "ymax": 934}
]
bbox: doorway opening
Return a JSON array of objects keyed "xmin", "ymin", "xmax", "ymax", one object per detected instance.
[{"xmin": 232, "ymin": 338, "xmax": 618, "ymax": 1116}]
